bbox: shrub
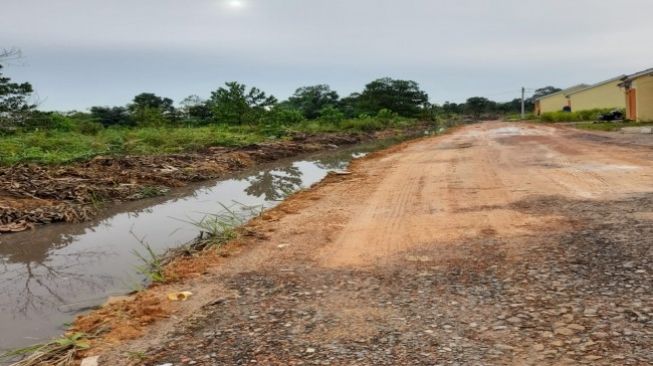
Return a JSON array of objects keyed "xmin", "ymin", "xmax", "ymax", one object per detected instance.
[
  {"xmin": 262, "ymin": 106, "xmax": 305, "ymax": 125},
  {"xmin": 319, "ymin": 106, "xmax": 345, "ymax": 124},
  {"xmin": 540, "ymin": 108, "xmax": 616, "ymax": 123},
  {"xmin": 340, "ymin": 116, "xmax": 383, "ymax": 132}
]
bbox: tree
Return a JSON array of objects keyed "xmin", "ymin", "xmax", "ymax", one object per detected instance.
[
  {"xmin": 90, "ymin": 106, "xmax": 133, "ymax": 127},
  {"xmin": 356, "ymin": 78, "xmax": 429, "ymax": 117},
  {"xmin": 209, "ymin": 82, "xmax": 277, "ymax": 124},
  {"xmin": 496, "ymin": 98, "xmax": 525, "ymax": 114},
  {"xmin": 128, "ymin": 93, "xmax": 176, "ymax": 125},
  {"xmin": 464, "ymin": 97, "xmax": 495, "ymax": 119},
  {"xmin": 338, "ymin": 92, "xmax": 363, "ymax": 118},
  {"xmin": 0, "ymin": 49, "xmax": 35, "ymax": 131},
  {"xmin": 262, "ymin": 105, "xmax": 305, "ymax": 125},
  {"xmin": 287, "ymin": 85, "xmax": 339, "ymax": 119},
  {"xmin": 532, "ymin": 86, "xmax": 561, "ymax": 100},
  {"xmin": 318, "ymin": 105, "xmax": 345, "ymax": 124},
  {"xmin": 179, "ymin": 95, "xmax": 212, "ymax": 121},
  {"xmin": 442, "ymin": 101, "xmax": 462, "ymax": 115}
]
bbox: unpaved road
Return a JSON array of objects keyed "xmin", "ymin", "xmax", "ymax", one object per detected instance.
[{"xmin": 98, "ymin": 122, "xmax": 653, "ymax": 365}]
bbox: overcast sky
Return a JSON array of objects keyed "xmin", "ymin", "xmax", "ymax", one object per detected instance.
[{"xmin": 2, "ymin": 0, "xmax": 652, "ymax": 111}]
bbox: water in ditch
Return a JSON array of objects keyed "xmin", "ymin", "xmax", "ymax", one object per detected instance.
[{"xmin": 0, "ymin": 138, "xmax": 408, "ymax": 353}]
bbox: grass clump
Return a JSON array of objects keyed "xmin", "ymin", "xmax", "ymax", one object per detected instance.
[
  {"xmin": 0, "ymin": 333, "xmax": 91, "ymax": 366},
  {"xmin": 0, "ymin": 118, "xmax": 424, "ymax": 166},
  {"xmin": 181, "ymin": 202, "xmax": 261, "ymax": 252},
  {"xmin": 130, "ymin": 231, "xmax": 166, "ymax": 284},
  {"xmin": 539, "ymin": 108, "xmax": 617, "ymax": 123},
  {"xmin": 572, "ymin": 121, "xmax": 653, "ymax": 132}
]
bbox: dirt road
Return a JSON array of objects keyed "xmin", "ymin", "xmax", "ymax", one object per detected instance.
[{"xmin": 95, "ymin": 122, "xmax": 653, "ymax": 365}]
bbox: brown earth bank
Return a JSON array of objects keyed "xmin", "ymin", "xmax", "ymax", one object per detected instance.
[
  {"xmin": 69, "ymin": 122, "xmax": 653, "ymax": 365},
  {"xmin": 0, "ymin": 129, "xmax": 422, "ymax": 234}
]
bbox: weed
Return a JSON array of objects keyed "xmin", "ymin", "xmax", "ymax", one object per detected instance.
[
  {"xmin": 572, "ymin": 121, "xmax": 653, "ymax": 132},
  {"xmin": 137, "ymin": 186, "xmax": 169, "ymax": 199},
  {"xmin": 0, "ymin": 118, "xmax": 425, "ymax": 166},
  {"xmin": 539, "ymin": 108, "xmax": 619, "ymax": 123},
  {"xmin": 130, "ymin": 230, "xmax": 166, "ymax": 284},
  {"xmin": 1, "ymin": 333, "xmax": 91, "ymax": 366},
  {"xmin": 173, "ymin": 202, "xmax": 262, "ymax": 253},
  {"xmin": 126, "ymin": 350, "xmax": 147, "ymax": 361}
]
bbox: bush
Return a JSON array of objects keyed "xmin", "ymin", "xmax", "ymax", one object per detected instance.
[
  {"xmin": 262, "ymin": 106, "xmax": 305, "ymax": 125},
  {"xmin": 376, "ymin": 108, "xmax": 399, "ymax": 126},
  {"xmin": 340, "ymin": 116, "xmax": 383, "ymax": 132},
  {"xmin": 540, "ymin": 108, "xmax": 616, "ymax": 122},
  {"xmin": 318, "ymin": 106, "xmax": 345, "ymax": 124}
]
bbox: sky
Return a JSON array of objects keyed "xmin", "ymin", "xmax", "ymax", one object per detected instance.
[{"xmin": 2, "ymin": 0, "xmax": 653, "ymax": 111}]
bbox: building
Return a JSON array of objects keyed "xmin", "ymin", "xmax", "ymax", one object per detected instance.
[
  {"xmin": 565, "ymin": 76, "xmax": 626, "ymax": 112},
  {"xmin": 534, "ymin": 84, "xmax": 588, "ymax": 115},
  {"xmin": 619, "ymin": 68, "xmax": 653, "ymax": 122}
]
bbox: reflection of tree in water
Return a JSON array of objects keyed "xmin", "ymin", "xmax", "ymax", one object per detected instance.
[
  {"xmin": 245, "ymin": 165, "xmax": 304, "ymax": 201},
  {"xmin": 0, "ymin": 229, "xmax": 113, "ymax": 316},
  {"xmin": 313, "ymin": 157, "xmax": 350, "ymax": 171},
  {"xmin": 0, "ymin": 251, "xmax": 112, "ymax": 316}
]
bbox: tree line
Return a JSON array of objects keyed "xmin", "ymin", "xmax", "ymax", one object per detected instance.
[{"xmin": 1, "ymin": 49, "xmax": 559, "ymax": 133}]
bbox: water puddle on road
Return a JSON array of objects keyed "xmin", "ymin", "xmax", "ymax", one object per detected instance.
[{"xmin": 0, "ymin": 138, "xmax": 405, "ymax": 352}]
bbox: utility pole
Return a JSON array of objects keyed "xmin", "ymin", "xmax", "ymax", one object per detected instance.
[{"xmin": 521, "ymin": 87, "xmax": 526, "ymax": 119}]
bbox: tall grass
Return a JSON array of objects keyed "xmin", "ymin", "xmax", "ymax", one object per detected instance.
[
  {"xmin": 539, "ymin": 108, "xmax": 617, "ymax": 123},
  {"xmin": 0, "ymin": 118, "xmax": 422, "ymax": 166}
]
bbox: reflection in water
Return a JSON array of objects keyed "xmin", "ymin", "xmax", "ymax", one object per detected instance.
[
  {"xmin": 245, "ymin": 166, "xmax": 303, "ymax": 201},
  {"xmin": 0, "ymin": 138, "xmax": 404, "ymax": 352}
]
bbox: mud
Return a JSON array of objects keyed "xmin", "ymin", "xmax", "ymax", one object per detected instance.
[{"xmin": 0, "ymin": 131, "xmax": 409, "ymax": 233}]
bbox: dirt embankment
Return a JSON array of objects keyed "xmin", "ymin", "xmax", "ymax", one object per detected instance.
[
  {"xmin": 67, "ymin": 122, "xmax": 653, "ymax": 365},
  {"xmin": 0, "ymin": 130, "xmax": 414, "ymax": 234}
]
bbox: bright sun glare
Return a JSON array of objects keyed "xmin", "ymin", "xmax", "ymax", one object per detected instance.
[{"xmin": 227, "ymin": 0, "xmax": 245, "ymax": 8}]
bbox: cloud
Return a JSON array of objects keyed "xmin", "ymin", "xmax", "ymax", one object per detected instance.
[{"xmin": 1, "ymin": 0, "xmax": 652, "ymax": 109}]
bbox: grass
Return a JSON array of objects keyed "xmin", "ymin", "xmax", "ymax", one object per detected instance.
[
  {"xmin": 130, "ymin": 230, "xmax": 166, "ymax": 284},
  {"xmin": 136, "ymin": 186, "xmax": 170, "ymax": 199},
  {"xmin": 0, "ymin": 118, "xmax": 423, "ymax": 166},
  {"xmin": 503, "ymin": 113, "xmax": 537, "ymax": 122},
  {"xmin": 175, "ymin": 202, "xmax": 262, "ymax": 252},
  {"xmin": 572, "ymin": 121, "xmax": 653, "ymax": 132},
  {"xmin": 0, "ymin": 125, "xmax": 266, "ymax": 166},
  {"xmin": 539, "ymin": 108, "xmax": 617, "ymax": 123},
  {"xmin": 0, "ymin": 333, "xmax": 91, "ymax": 366}
]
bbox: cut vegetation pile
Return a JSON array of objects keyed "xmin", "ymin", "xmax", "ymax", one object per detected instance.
[{"xmin": 0, "ymin": 131, "xmax": 397, "ymax": 234}]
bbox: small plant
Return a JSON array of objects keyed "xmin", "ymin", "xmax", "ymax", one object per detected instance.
[
  {"xmin": 126, "ymin": 350, "xmax": 147, "ymax": 361},
  {"xmin": 130, "ymin": 230, "xmax": 166, "ymax": 283},
  {"xmin": 174, "ymin": 202, "xmax": 262, "ymax": 252},
  {"xmin": 1, "ymin": 333, "xmax": 91, "ymax": 366},
  {"xmin": 138, "ymin": 185, "xmax": 169, "ymax": 199}
]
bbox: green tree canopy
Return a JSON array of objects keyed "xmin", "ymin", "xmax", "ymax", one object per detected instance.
[
  {"xmin": 532, "ymin": 86, "xmax": 562, "ymax": 100},
  {"xmin": 356, "ymin": 78, "xmax": 429, "ymax": 117},
  {"xmin": 90, "ymin": 106, "xmax": 133, "ymax": 127},
  {"xmin": 0, "ymin": 55, "xmax": 35, "ymax": 130},
  {"xmin": 209, "ymin": 82, "xmax": 277, "ymax": 124},
  {"xmin": 464, "ymin": 97, "xmax": 496, "ymax": 119},
  {"xmin": 179, "ymin": 95, "xmax": 212, "ymax": 121},
  {"xmin": 287, "ymin": 84, "xmax": 339, "ymax": 119}
]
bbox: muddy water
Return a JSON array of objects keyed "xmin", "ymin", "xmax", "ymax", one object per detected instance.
[{"xmin": 0, "ymin": 139, "xmax": 405, "ymax": 352}]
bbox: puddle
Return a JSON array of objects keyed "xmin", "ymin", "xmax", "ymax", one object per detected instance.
[{"xmin": 0, "ymin": 138, "xmax": 404, "ymax": 352}]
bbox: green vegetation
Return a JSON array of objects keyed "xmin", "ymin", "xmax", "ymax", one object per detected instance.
[
  {"xmin": 539, "ymin": 108, "xmax": 617, "ymax": 122},
  {"xmin": 0, "ymin": 332, "xmax": 91, "ymax": 366},
  {"xmin": 2, "ymin": 48, "xmax": 553, "ymax": 167},
  {"xmin": 131, "ymin": 231, "xmax": 166, "ymax": 283},
  {"xmin": 572, "ymin": 121, "xmax": 653, "ymax": 132},
  {"xmin": 0, "ymin": 113, "xmax": 426, "ymax": 165}
]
